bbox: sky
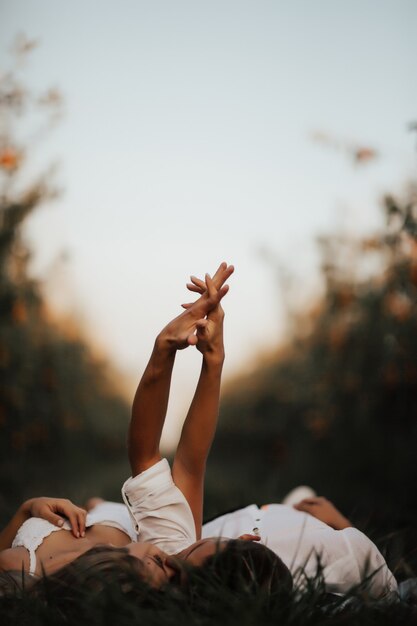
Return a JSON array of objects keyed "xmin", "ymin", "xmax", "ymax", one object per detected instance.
[{"xmin": 1, "ymin": 0, "xmax": 416, "ymax": 448}]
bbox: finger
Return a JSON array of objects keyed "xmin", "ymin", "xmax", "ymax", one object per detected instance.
[
  {"xmin": 190, "ymin": 276, "xmax": 206, "ymax": 291},
  {"xmin": 293, "ymin": 502, "xmax": 312, "ymax": 512},
  {"xmin": 181, "ymin": 303, "xmax": 193, "ymax": 309},
  {"xmin": 211, "ymin": 262, "xmax": 228, "ymax": 287},
  {"xmin": 188, "ymin": 266, "xmax": 233, "ymax": 294},
  {"xmin": 207, "ymin": 285, "xmax": 229, "ymax": 310},
  {"xmin": 187, "ymin": 283, "xmax": 204, "ymax": 294},
  {"xmin": 213, "ymin": 263, "xmax": 234, "ymax": 289},
  {"xmin": 204, "ymin": 274, "xmax": 223, "ymax": 310},
  {"xmin": 66, "ymin": 511, "xmax": 81, "ymax": 538},
  {"xmin": 77, "ymin": 509, "xmax": 87, "ymax": 537},
  {"xmin": 54, "ymin": 501, "xmax": 79, "ymax": 534},
  {"xmin": 217, "ymin": 285, "xmax": 229, "ymax": 302},
  {"xmin": 43, "ymin": 511, "xmax": 65, "ymax": 528},
  {"xmin": 205, "ymin": 273, "xmax": 217, "ymax": 302}
]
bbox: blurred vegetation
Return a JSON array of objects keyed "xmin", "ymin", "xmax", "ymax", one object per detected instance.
[
  {"xmin": 0, "ymin": 37, "xmax": 130, "ymax": 521},
  {"xmin": 206, "ymin": 183, "xmax": 417, "ymax": 578}
]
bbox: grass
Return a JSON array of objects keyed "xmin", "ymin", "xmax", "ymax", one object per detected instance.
[{"xmin": 0, "ymin": 564, "xmax": 416, "ymax": 626}]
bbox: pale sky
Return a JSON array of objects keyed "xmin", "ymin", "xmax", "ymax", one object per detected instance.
[{"xmin": 1, "ymin": 0, "xmax": 416, "ymax": 448}]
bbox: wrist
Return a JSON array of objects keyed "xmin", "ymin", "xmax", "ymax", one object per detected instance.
[
  {"xmin": 337, "ymin": 516, "xmax": 352, "ymax": 530},
  {"xmin": 202, "ymin": 351, "xmax": 225, "ymax": 369},
  {"xmin": 154, "ymin": 333, "xmax": 177, "ymax": 355},
  {"xmin": 20, "ymin": 499, "xmax": 34, "ymax": 518},
  {"xmin": 143, "ymin": 338, "xmax": 176, "ymax": 382}
]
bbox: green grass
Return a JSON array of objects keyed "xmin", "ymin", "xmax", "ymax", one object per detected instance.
[{"xmin": 1, "ymin": 566, "xmax": 416, "ymax": 626}]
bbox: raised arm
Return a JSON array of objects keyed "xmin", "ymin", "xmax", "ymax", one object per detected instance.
[
  {"xmin": 127, "ymin": 263, "xmax": 233, "ymax": 477},
  {"xmin": 172, "ymin": 271, "xmax": 232, "ymax": 537}
]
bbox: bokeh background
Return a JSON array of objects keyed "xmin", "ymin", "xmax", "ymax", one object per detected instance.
[{"xmin": 1, "ymin": 0, "xmax": 416, "ymax": 578}]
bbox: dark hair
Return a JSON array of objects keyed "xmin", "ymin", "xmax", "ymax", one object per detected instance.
[
  {"xmin": 0, "ymin": 569, "xmax": 37, "ymax": 597},
  {"xmin": 28, "ymin": 545, "xmax": 157, "ymax": 609},
  {"xmin": 202, "ymin": 540, "xmax": 293, "ymax": 594},
  {"xmin": 0, "ymin": 547, "xmax": 176, "ymax": 618},
  {"xmin": 45, "ymin": 546, "xmax": 145, "ymax": 590}
]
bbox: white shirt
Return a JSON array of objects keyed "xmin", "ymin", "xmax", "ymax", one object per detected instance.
[
  {"xmin": 202, "ymin": 504, "xmax": 398, "ymax": 598},
  {"xmin": 122, "ymin": 458, "xmax": 197, "ymax": 555}
]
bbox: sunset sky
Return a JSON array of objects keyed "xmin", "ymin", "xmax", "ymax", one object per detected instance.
[{"xmin": 1, "ymin": 0, "xmax": 416, "ymax": 447}]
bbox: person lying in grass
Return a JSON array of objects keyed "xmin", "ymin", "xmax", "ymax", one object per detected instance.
[
  {"xmin": 181, "ymin": 272, "xmax": 398, "ymax": 600},
  {"xmin": 0, "ymin": 262, "xmax": 397, "ymax": 599},
  {"xmin": 0, "ymin": 263, "xmax": 289, "ymax": 593}
]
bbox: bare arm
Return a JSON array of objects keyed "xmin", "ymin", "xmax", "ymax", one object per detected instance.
[
  {"xmin": 173, "ymin": 277, "xmax": 228, "ymax": 537},
  {"xmin": 0, "ymin": 502, "xmax": 31, "ymax": 551},
  {"xmin": 127, "ymin": 263, "xmax": 233, "ymax": 477},
  {"xmin": 293, "ymin": 496, "xmax": 352, "ymax": 530},
  {"xmin": 0, "ymin": 497, "xmax": 87, "ymax": 549},
  {"xmin": 128, "ymin": 342, "xmax": 176, "ymax": 475},
  {"xmin": 173, "ymin": 354, "xmax": 223, "ymax": 537}
]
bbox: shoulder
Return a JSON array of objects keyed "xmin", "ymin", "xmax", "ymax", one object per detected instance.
[
  {"xmin": 0, "ymin": 547, "xmax": 29, "ymax": 572},
  {"xmin": 339, "ymin": 527, "xmax": 398, "ymax": 597},
  {"xmin": 340, "ymin": 527, "xmax": 386, "ymax": 566}
]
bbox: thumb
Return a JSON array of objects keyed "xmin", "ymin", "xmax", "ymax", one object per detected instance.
[
  {"xmin": 195, "ymin": 318, "xmax": 208, "ymax": 331},
  {"xmin": 187, "ymin": 333, "xmax": 198, "ymax": 346}
]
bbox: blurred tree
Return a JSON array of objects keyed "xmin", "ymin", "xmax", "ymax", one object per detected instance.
[
  {"xmin": 206, "ymin": 185, "xmax": 417, "ymax": 574},
  {"xmin": 0, "ymin": 36, "xmax": 130, "ymax": 519}
]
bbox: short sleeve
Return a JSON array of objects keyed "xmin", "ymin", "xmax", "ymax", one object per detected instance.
[
  {"xmin": 340, "ymin": 527, "xmax": 398, "ymax": 598},
  {"xmin": 121, "ymin": 458, "xmax": 196, "ymax": 555}
]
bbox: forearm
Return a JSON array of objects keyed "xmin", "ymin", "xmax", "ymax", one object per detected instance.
[
  {"xmin": 128, "ymin": 337, "xmax": 176, "ymax": 476},
  {"xmin": 333, "ymin": 515, "xmax": 352, "ymax": 530},
  {"xmin": 294, "ymin": 497, "xmax": 353, "ymax": 529},
  {"xmin": 175, "ymin": 354, "xmax": 224, "ymax": 474},
  {"xmin": 0, "ymin": 500, "xmax": 33, "ymax": 550}
]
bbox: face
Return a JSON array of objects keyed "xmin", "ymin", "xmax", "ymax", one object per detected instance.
[
  {"xmin": 126, "ymin": 535, "xmax": 258, "ymax": 587},
  {"xmin": 126, "ymin": 542, "xmax": 179, "ymax": 588}
]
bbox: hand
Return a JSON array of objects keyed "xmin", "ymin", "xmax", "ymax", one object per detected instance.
[
  {"xmin": 157, "ymin": 262, "xmax": 233, "ymax": 351},
  {"xmin": 182, "ymin": 273, "xmax": 227, "ymax": 361},
  {"xmin": 23, "ymin": 497, "xmax": 87, "ymax": 538},
  {"xmin": 293, "ymin": 496, "xmax": 352, "ymax": 530},
  {"xmin": 183, "ymin": 261, "xmax": 234, "ymax": 323},
  {"xmin": 184, "ymin": 262, "xmax": 234, "ymax": 301},
  {"xmin": 194, "ymin": 304, "xmax": 225, "ymax": 361}
]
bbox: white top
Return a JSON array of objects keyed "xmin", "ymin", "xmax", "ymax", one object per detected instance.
[
  {"xmin": 122, "ymin": 458, "xmax": 197, "ymax": 554},
  {"xmin": 202, "ymin": 504, "xmax": 398, "ymax": 598},
  {"xmin": 12, "ymin": 502, "xmax": 136, "ymax": 575},
  {"xmin": 12, "ymin": 458, "xmax": 196, "ymax": 574}
]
